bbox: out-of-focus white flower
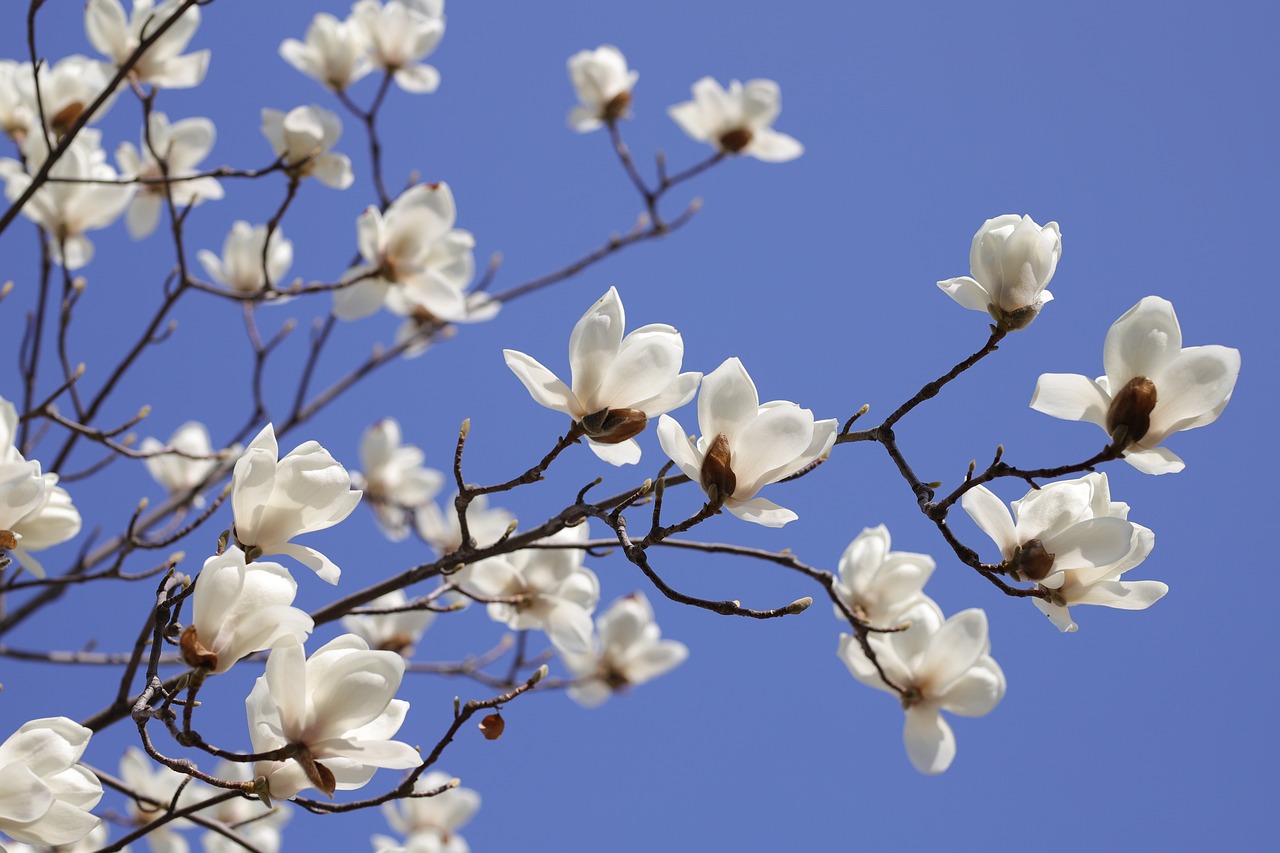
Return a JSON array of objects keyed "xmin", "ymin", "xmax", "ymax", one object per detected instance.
[
  {"xmin": 341, "ymin": 590, "xmax": 435, "ymax": 656},
  {"xmin": 196, "ymin": 221, "xmax": 293, "ymax": 297},
  {"xmin": 371, "ymin": 771, "xmax": 478, "ymax": 853},
  {"xmin": 657, "ymin": 357, "xmax": 835, "ymax": 527},
  {"xmin": 334, "ymin": 183, "xmax": 476, "ymax": 323},
  {"xmin": 0, "ymin": 60, "xmax": 37, "ymax": 141},
  {"xmin": 0, "ymin": 717, "xmax": 102, "ymax": 847},
  {"xmin": 668, "ymin": 77, "xmax": 802, "ymax": 162},
  {"xmin": 279, "ymin": 12, "xmax": 371, "ymax": 92},
  {"xmin": 116, "ymin": 112, "xmax": 223, "ymax": 238},
  {"xmin": 0, "ymin": 129, "xmax": 133, "ymax": 269},
  {"xmin": 198, "ymin": 761, "xmax": 289, "ymax": 853},
  {"xmin": 353, "ymin": 419, "xmax": 445, "ymax": 541},
  {"xmin": 9, "ymin": 55, "xmax": 118, "ymax": 138},
  {"xmin": 560, "ymin": 592, "xmax": 688, "ymax": 708},
  {"xmin": 415, "ymin": 494, "xmax": 514, "ymax": 555},
  {"xmin": 504, "ymin": 287, "xmax": 700, "ymax": 466},
  {"xmin": 246, "ymin": 635, "xmax": 421, "ymax": 801},
  {"xmin": 260, "ymin": 105, "xmax": 353, "ymax": 189},
  {"xmin": 351, "ymin": 0, "xmax": 444, "ymax": 93},
  {"xmin": 1030, "ymin": 296, "xmax": 1241, "ymax": 474},
  {"xmin": 839, "ymin": 602, "xmax": 1005, "ymax": 775},
  {"xmin": 463, "ymin": 525, "xmax": 598, "ymax": 654},
  {"xmin": 566, "ymin": 45, "xmax": 637, "ymax": 132},
  {"xmin": 140, "ymin": 421, "xmax": 224, "ymax": 508},
  {"xmin": 937, "ymin": 214, "xmax": 1062, "ymax": 330},
  {"xmin": 181, "ymin": 549, "xmax": 313, "ymax": 674},
  {"xmin": 85, "ymin": 0, "xmax": 209, "ymax": 89},
  {"xmin": 119, "ymin": 746, "xmax": 207, "ymax": 851},
  {"xmin": 832, "ymin": 525, "xmax": 935, "ymax": 626},
  {"xmin": 230, "ymin": 424, "xmax": 362, "ymax": 584}
]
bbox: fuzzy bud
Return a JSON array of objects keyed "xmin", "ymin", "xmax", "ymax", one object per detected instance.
[
  {"xmin": 699, "ymin": 433, "xmax": 736, "ymax": 502},
  {"xmin": 1106, "ymin": 376, "xmax": 1158, "ymax": 446},
  {"xmin": 580, "ymin": 407, "xmax": 648, "ymax": 444}
]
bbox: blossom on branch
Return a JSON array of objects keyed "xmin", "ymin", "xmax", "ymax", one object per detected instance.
[
  {"xmin": 280, "ymin": 11, "xmax": 372, "ymax": 92},
  {"xmin": 351, "ymin": 0, "xmax": 445, "ymax": 94},
  {"xmin": 560, "ymin": 592, "xmax": 688, "ymax": 708},
  {"xmin": 116, "ymin": 112, "xmax": 223, "ymax": 239},
  {"xmin": 0, "ymin": 396, "xmax": 81, "ymax": 579},
  {"xmin": 85, "ymin": 0, "xmax": 210, "ymax": 89},
  {"xmin": 415, "ymin": 493, "xmax": 514, "ymax": 555},
  {"xmin": 567, "ymin": 45, "xmax": 637, "ymax": 132},
  {"xmin": 198, "ymin": 761, "xmax": 290, "ymax": 853},
  {"xmin": 341, "ymin": 589, "xmax": 436, "ymax": 656},
  {"xmin": 936, "ymin": 214, "xmax": 1062, "ymax": 330},
  {"xmin": 504, "ymin": 287, "xmax": 700, "ymax": 466},
  {"xmin": 0, "ymin": 717, "xmax": 102, "ymax": 848},
  {"xmin": 668, "ymin": 77, "xmax": 802, "ymax": 162},
  {"xmin": 8, "ymin": 55, "xmax": 118, "ymax": 138},
  {"xmin": 140, "ymin": 421, "xmax": 223, "ymax": 508},
  {"xmin": 260, "ymin": 105, "xmax": 354, "ymax": 189},
  {"xmin": 196, "ymin": 221, "xmax": 294, "ymax": 297},
  {"xmin": 372, "ymin": 771, "xmax": 479, "ymax": 853},
  {"xmin": 832, "ymin": 525, "xmax": 936, "ymax": 626},
  {"xmin": 352, "ymin": 418, "xmax": 444, "ymax": 542},
  {"xmin": 119, "ymin": 746, "xmax": 207, "ymax": 850},
  {"xmin": 657, "ymin": 357, "xmax": 835, "ymax": 526}
]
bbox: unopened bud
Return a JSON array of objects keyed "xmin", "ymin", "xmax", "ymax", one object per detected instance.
[
  {"xmin": 531, "ymin": 664, "xmax": 549, "ymax": 685},
  {"xmin": 783, "ymin": 596, "xmax": 813, "ymax": 615},
  {"xmin": 699, "ymin": 433, "xmax": 736, "ymax": 502},
  {"xmin": 460, "ymin": 418, "xmax": 471, "ymax": 438},
  {"xmin": 718, "ymin": 127, "xmax": 753, "ymax": 153},
  {"xmin": 1009, "ymin": 538, "xmax": 1056, "ymax": 581},
  {"xmin": 71, "ymin": 276, "xmax": 87, "ymax": 293},
  {"xmin": 1, "ymin": 281, "xmax": 12, "ymax": 298},
  {"xmin": 479, "ymin": 713, "xmax": 505, "ymax": 741},
  {"xmin": 580, "ymin": 407, "xmax": 648, "ymax": 444},
  {"xmin": 1106, "ymin": 376, "xmax": 1157, "ymax": 446}
]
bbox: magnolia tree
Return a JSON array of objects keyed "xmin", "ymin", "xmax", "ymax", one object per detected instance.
[{"xmin": 0, "ymin": 2, "xmax": 1245, "ymax": 852}]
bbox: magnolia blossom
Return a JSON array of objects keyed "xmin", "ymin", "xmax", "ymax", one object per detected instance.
[
  {"xmin": 231, "ymin": 424, "xmax": 362, "ymax": 584},
  {"xmin": 937, "ymin": 214, "xmax": 1062, "ymax": 330},
  {"xmin": 560, "ymin": 592, "xmax": 688, "ymax": 708},
  {"xmin": 351, "ymin": 0, "xmax": 445, "ymax": 93},
  {"xmin": 668, "ymin": 77, "xmax": 802, "ymax": 162},
  {"xmin": 657, "ymin": 357, "xmax": 835, "ymax": 526},
  {"xmin": 567, "ymin": 45, "xmax": 637, "ymax": 132},
  {"xmin": 415, "ymin": 493, "xmax": 514, "ymax": 555},
  {"xmin": 1030, "ymin": 296, "xmax": 1241, "ymax": 474},
  {"xmin": 116, "ymin": 112, "xmax": 223, "ymax": 238},
  {"xmin": 85, "ymin": 0, "xmax": 210, "ymax": 88},
  {"xmin": 120, "ymin": 747, "xmax": 207, "ymax": 852},
  {"xmin": 261, "ymin": 105, "xmax": 353, "ymax": 189},
  {"xmin": 463, "ymin": 525, "xmax": 599, "ymax": 654},
  {"xmin": 333, "ymin": 183, "xmax": 479, "ymax": 323},
  {"xmin": 279, "ymin": 12, "xmax": 371, "ymax": 91},
  {"xmin": 832, "ymin": 525, "xmax": 936, "ymax": 626},
  {"xmin": 504, "ymin": 287, "xmax": 700, "ymax": 466},
  {"xmin": 0, "ymin": 61, "xmax": 37, "ymax": 140},
  {"xmin": 353, "ymin": 418, "xmax": 445, "ymax": 541},
  {"xmin": 181, "ymin": 549, "xmax": 313, "ymax": 674},
  {"xmin": 0, "ymin": 717, "xmax": 102, "ymax": 847},
  {"xmin": 372, "ymin": 772, "xmax": 478, "ymax": 853},
  {"xmin": 2, "ymin": 822, "xmax": 119, "ymax": 853},
  {"xmin": 198, "ymin": 761, "xmax": 289, "ymax": 853},
  {"xmin": 0, "ymin": 398, "xmax": 82, "ymax": 579},
  {"xmin": 963, "ymin": 474, "xmax": 1161, "ymax": 632},
  {"xmin": 341, "ymin": 590, "xmax": 435, "ymax": 656},
  {"xmin": 839, "ymin": 602, "xmax": 1005, "ymax": 775},
  {"xmin": 246, "ymin": 634, "xmax": 421, "ymax": 801},
  {"xmin": 196, "ymin": 221, "xmax": 293, "ymax": 296},
  {"xmin": 9, "ymin": 55, "xmax": 117, "ymax": 137},
  {"xmin": 140, "ymin": 421, "xmax": 224, "ymax": 508}
]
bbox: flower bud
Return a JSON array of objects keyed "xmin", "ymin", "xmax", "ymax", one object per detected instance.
[
  {"xmin": 479, "ymin": 713, "xmax": 505, "ymax": 741},
  {"xmin": 580, "ymin": 407, "xmax": 648, "ymax": 444},
  {"xmin": 1106, "ymin": 376, "xmax": 1158, "ymax": 446},
  {"xmin": 1009, "ymin": 538, "xmax": 1056, "ymax": 581}
]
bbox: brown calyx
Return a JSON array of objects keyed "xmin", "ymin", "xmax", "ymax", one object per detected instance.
[
  {"xmin": 580, "ymin": 407, "xmax": 648, "ymax": 444},
  {"xmin": 700, "ymin": 433, "xmax": 736, "ymax": 503},
  {"xmin": 1106, "ymin": 376, "xmax": 1158, "ymax": 447},
  {"xmin": 718, "ymin": 127, "xmax": 753, "ymax": 153}
]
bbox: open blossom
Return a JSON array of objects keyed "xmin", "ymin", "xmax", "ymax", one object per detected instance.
[
  {"xmin": 351, "ymin": 0, "xmax": 444, "ymax": 93},
  {"xmin": 560, "ymin": 592, "xmax": 688, "ymax": 708},
  {"xmin": 657, "ymin": 357, "xmax": 836, "ymax": 527},
  {"xmin": 9, "ymin": 55, "xmax": 118, "ymax": 138},
  {"xmin": 198, "ymin": 761, "xmax": 290, "ymax": 853},
  {"xmin": 0, "ymin": 399, "xmax": 82, "ymax": 579},
  {"xmin": 668, "ymin": 77, "xmax": 802, "ymax": 162},
  {"xmin": 353, "ymin": 418, "xmax": 445, "ymax": 541},
  {"xmin": 261, "ymin": 105, "xmax": 353, "ymax": 189},
  {"xmin": 140, "ymin": 421, "xmax": 224, "ymax": 508},
  {"xmin": 504, "ymin": 287, "xmax": 700, "ymax": 466},
  {"xmin": 0, "ymin": 717, "xmax": 102, "ymax": 847},
  {"xmin": 832, "ymin": 525, "xmax": 936, "ymax": 626},
  {"xmin": 1030, "ymin": 296, "xmax": 1241, "ymax": 474},
  {"xmin": 246, "ymin": 635, "xmax": 421, "ymax": 801},
  {"xmin": 231, "ymin": 424, "xmax": 362, "ymax": 584},
  {"xmin": 116, "ymin": 112, "xmax": 223, "ymax": 238},
  {"xmin": 937, "ymin": 214, "xmax": 1062, "ymax": 330},
  {"xmin": 567, "ymin": 45, "xmax": 637, "ymax": 132},
  {"xmin": 342, "ymin": 590, "xmax": 435, "ymax": 656},
  {"xmin": 372, "ymin": 772, "xmax": 478, "ymax": 853},
  {"xmin": 196, "ymin": 221, "xmax": 293, "ymax": 296},
  {"xmin": 839, "ymin": 602, "xmax": 1005, "ymax": 775},
  {"xmin": 0, "ymin": 60, "xmax": 36, "ymax": 140},
  {"xmin": 415, "ymin": 493, "xmax": 514, "ymax": 555},
  {"xmin": 85, "ymin": 0, "xmax": 210, "ymax": 89},
  {"xmin": 280, "ymin": 11, "xmax": 371, "ymax": 92},
  {"xmin": 181, "ymin": 548, "xmax": 313, "ymax": 674},
  {"xmin": 120, "ymin": 747, "xmax": 207, "ymax": 850}
]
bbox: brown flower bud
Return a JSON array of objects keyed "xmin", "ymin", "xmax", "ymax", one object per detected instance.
[
  {"xmin": 602, "ymin": 91, "xmax": 632, "ymax": 122},
  {"xmin": 718, "ymin": 127, "xmax": 754, "ymax": 153},
  {"xmin": 699, "ymin": 433, "xmax": 736, "ymax": 503},
  {"xmin": 1106, "ymin": 376, "xmax": 1158, "ymax": 447},
  {"xmin": 479, "ymin": 713, "xmax": 505, "ymax": 741},
  {"xmin": 179, "ymin": 625, "xmax": 219, "ymax": 670},
  {"xmin": 1009, "ymin": 538, "xmax": 1056, "ymax": 581},
  {"xmin": 0, "ymin": 530, "xmax": 16, "ymax": 551},
  {"xmin": 294, "ymin": 745, "xmax": 337, "ymax": 798},
  {"xmin": 579, "ymin": 407, "xmax": 649, "ymax": 444}
]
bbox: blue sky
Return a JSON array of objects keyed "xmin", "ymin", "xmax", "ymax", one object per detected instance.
[{"xmin": 1, "ymin": 1, "xmax": 1276, "ymax": 850}]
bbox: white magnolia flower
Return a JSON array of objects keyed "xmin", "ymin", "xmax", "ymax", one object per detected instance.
[
  {"xmin": 85, "ymin": 0, "xmax": 210, "ymax": 89},
  {"xmin": 1030, "ymin": 296, "xmax": 1241, "ymax": 474},
  {"xmin": 0, "ymin": 397, "xmax": 81, "ymax": 578},
  {"xmin": 10, "ymin": 55, "xmax": 117, "ymax": 137},
  {"xmin": 0, "ymin": 60, "xmax": 37, "ymax": 140},
  {"xmin": 246, "ymin": 635, "xmax": 421, "ymax": 801},
  {"xmin": 140, "ymin": 421, "xmax": 224, "ymax": 508},
  {"xmin": 0, "ymin": 717, "xmax": 102, "ymax": 847},
  {"xmin": 372, "ymin": 771, "xmax": 478, "ymax": 853},
  {"xmin": 261, "ymin": 105, "xmax": 353, "ymax": 189},
  {"xmin": 668, "ymin": 77, "xmax": 802, "ymax": 162},
  {"xmin": 415, "ymin": 493, "xmax": 514, "ymax": 555},
  {"xmin": 120, "ymin": 747, "xmax": 207, "ymax": 851},
  {"xmin": 334, "ymin": 183, "xmax": 477, "ymax": 323},
  {"xmin": 279, "ymin": 12, "xmax": 372, "ymax": 92},
  {"xmin": 832, "ymin": 525, "xmax": 936, "ymax": 626},
  {"xmin": 342, "ymin": 590, "xmax": 435, "ymax": 656},
  {"xmin": 560, "ymin": 592, "xmax": 688, "ymax": 708},
  {"xmin": 505, "ymin": 287, "xmax": 700, "ymax": 466},
  {"xmin": 839, "ymin": 602, "xmax": 1005, "ymax": 775},
  {"xmin": 231, "ymin": 424, "xmax": 362, "ymax": 584},
  {"xmin": 566, "ymin": 45, "xmax": 637, "ymax": 132},
  {"xmin": 198, "ymin": 761, "xmax": 289, "ymax": 853},
  {"xmin": 353, "ymin": 418, "xmax": 445, "ymax": 541},
  {"xmin": 2, "ymin": 822, "xmax": 122, "ymax": 853},
  {"xmin": 937, "ymin": 214, "xmax": 1062, "ymax": 330},
  {"xmin": 196, "ymin": 221, "xmax": 293, "ymax": 297},
  {"xmin": 351, "ymin": 0, "xmax": 445, "ymax": 93},
  {"xmin": 116, "ymin": 112, "xmax": 223, "ymax": 238},
  {"xmin": 181, "ymin": 549, "xmax": 313, "ymax": 674},
  {"xmin": 463, "ymin": 524, "xmax": 599, "ymax": 654},
  {"xmin": 657, "ymin": 357, "xmax": 836, "ymax": 527}
]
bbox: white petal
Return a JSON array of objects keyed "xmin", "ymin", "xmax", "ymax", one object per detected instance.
[
  {"xmin": 1145, "ymin": 344, "xmax": 1241, "ymax": 442},
  {"xmin": 745, "ymin": 128, "xmax": 803, "ymax": 162},
  {"xmin": 655, "ymin": 415, "xmax": 703, "ymax": 484},
  {"xmin": 938, "ymin": 657, "xmax": 1005, "ymax": 717},
  {"xmin": 1123, "ymin": 445, "xmax": 1185, "ymax": 475},
  {"xmin": 698, "ymin": 358, "xmax": 759, "ymax": 442},
  {"xmin": 724, "ymin": 495, "xmax": 797, "ymax": 527},
  {"xmin": 1103, "ymin": 296, "xmax": 1182, "ymax": 390},
  {"xmin": 394, "ymin": 63, "xmax": 440, "ymax": 93},
  {"xmin": 903, "ymin": 706, "xmax": 956, "ymax": 775},
  {"xmin": 916, "ymin": 609, "xmax": 989, "ymax": 695},
  {"xmin": 502, "ymin": 350, "xmax": 578, "ymax": 417},
  {"xmin": 1029, "ymin": 373, "xmax": 1110, "ymax": 428},
  {"xmin": 959, "ymin": 486, "xmax": 1018, "ymax": 558},
  {"xmin": 937, "ymin": 275, "xmax": 992, "ymax": 312},
  {"xmin": 568, "ymin": 288, "xmax": 625, "ymax": 410},
  {"xmin": 586, "ymin": 438, "xmax": 641, "ymax": 466}
]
